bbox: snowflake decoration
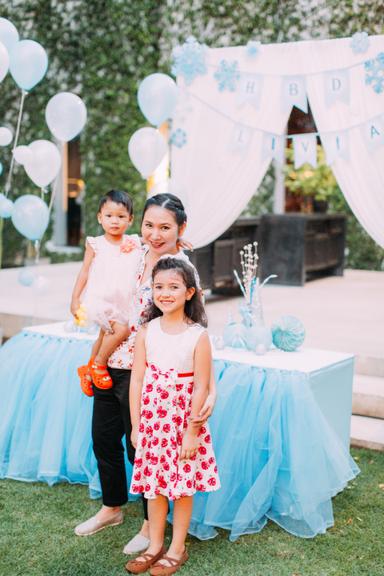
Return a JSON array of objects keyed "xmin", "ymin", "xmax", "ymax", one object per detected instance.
[
  {"xmin": 350, "ymin": 31, "xmax": 370, "ymax": 54},
  {"xmin": 365, "ymin": 52, "xmax": 384, "ymax": 94},
  {"xmin": 214, "ymin": 60, "xmax": 240, "ymax": 92},
  {"xmin": 170, "ymin": 128, "xmax": 187, "ymax": 148},
  {"xmin": 246, "ymin": 40, "xmax": 261, "ymax": 58},
  {"xmin": 171, "ymin": 36, "xmax": 207, "ymax": 85}
]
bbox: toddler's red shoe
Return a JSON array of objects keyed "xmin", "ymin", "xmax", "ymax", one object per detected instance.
[
  {"xmin": 90, "ymin": 362, "xmax": 113, "ymax": 390},
  {"xmin": 78, "ymin": 359, "xmax": 94, "ymax": 397}
]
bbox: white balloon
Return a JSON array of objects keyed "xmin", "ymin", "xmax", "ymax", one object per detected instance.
[
  {"xmin": 13, "ymin": 145, "xmax": 32, "ymax": 166},
  {"xmin": 0, "ymin": 41, "xmax": 9, "ymax": 83},
  {"xmin": 0, "ymin": 18, "xmax": 19, "ymax": 51},
  {"xmin": 0, "ymin": 126, "xmax": 13, "ymax": 146},
  {"xmin": 128, "ymin": 128, "xmax": 167, "ymax": 178},
  {"xmin": 24, "ymin": 140, "xmax": 61, "ymax": 188},
  {"xmin": 45, "ymin": 92, "xmax": 87, "ymax": 142}
]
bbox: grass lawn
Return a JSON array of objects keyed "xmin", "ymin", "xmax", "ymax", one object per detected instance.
[{"xmin": 0, "ymin": 448, "xmax": 383, "ymax": 576}]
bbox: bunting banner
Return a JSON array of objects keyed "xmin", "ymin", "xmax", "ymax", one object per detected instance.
[
  {"xmin": 320, "ymin": 131, "xmax": 350, "ymax": 164},
  {"xmin": 324, "ymin": 69, "xmax": 351, "ymax": 107},
  {"xmin": 230, "ymin": 123, "xmax": 253, "ymax": 152},
  {"xmin": 262, "ymin": 132, "xmax": 285, "ymax": 164},
  {"xmin": 293, "ymin": 134, "xmax": 317, "ymax": 168},
  {"xmin": 361, "ymin": 118, "xmax": 384, "ymax": 151},
  {"xmin": 281, "ymin": 76, "xmax": 308, "ymax": 113},
  {"xmin": 237, "ymin": 74, "xmax": 263, "ymax": 109}
]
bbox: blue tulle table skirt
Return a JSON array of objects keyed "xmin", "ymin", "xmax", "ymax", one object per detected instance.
[{"xmin": 0, "ymin": 329, "xmax": 359, "ymax": 539}]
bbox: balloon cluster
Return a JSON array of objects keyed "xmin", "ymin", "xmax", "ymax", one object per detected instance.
[
  {"xmin": 0, "ymin": 18, "xmax": 87, "ymax": 277},
  {"xmin": 128, "ymin": 73, "xmax": 179, "ymax": 179}
]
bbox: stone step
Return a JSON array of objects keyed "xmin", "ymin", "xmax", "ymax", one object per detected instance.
[
  {"xmin": 352, "ymin": 374, "xmax": 384, "ymax": 419},
  {"xmin": 355, "ymin": 355, "xmax": 384, "ymax": 378},
  {"xmin": 350, "ymin": 415, "xmax": 384, "ymax": 451}
]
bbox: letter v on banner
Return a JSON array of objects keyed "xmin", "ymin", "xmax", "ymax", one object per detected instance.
[
  {"xmin": 293, "ymin": 134, "xmax": 317, "ymax": 168},
  {"xmin": 282, "ymin": 76, "xmax": 308, "ymax": 113},
  {"xmin": 320, "ymin": 131, "xmax": 349, "ymax": 165}
]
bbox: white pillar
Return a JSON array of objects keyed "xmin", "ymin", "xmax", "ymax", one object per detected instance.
[{"xmin": 52, "ymin": 142, "xmax": 68, "ymax": 246}]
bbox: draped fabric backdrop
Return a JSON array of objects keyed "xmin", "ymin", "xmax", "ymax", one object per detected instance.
[{"xmin": 170, "ymin": 35, "xmax": 384, "ymax": 249}]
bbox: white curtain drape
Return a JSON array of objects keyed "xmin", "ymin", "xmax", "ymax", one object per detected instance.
[{"xmin": 170, "ymin": 35, "xmax": 384, "ymax": 249}]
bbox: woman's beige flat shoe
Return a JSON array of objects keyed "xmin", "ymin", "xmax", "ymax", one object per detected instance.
[{"xmin": 74, "ymin": 510, "xmax": 123, "ymax": 536}]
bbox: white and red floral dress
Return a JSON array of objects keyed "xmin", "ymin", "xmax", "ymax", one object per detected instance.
[{"xmin": 130, "ymin": 317, "xmax": 220, "ymax": 500}]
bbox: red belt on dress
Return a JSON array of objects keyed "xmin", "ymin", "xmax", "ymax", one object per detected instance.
[{"xmin": 146, "ymin": 362, "xmax": 193, "ymax": 378}]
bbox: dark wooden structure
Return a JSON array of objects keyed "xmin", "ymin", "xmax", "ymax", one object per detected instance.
[{"xmin": 187, "ymin": 213, "xmax": 346, "ymax": 291}]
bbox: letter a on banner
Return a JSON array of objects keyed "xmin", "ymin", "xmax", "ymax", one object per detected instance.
[
  {"xmin": 324, "ymin": 69, "xmax": 350, "ymax": 107},
  {"xmin": 293, "ymin": 134, "xmax": 317, "ymax": 168},
  {"xmin": 282, "ymin": 76, "xmax": 308, "ymax": 113},
  {"xmin": 361, "ymin": 118, "xmax": 384, "ymax": 151},
  {"xmin": 320, "ymin": 131, "xmax": 349, "ymax": 164}
]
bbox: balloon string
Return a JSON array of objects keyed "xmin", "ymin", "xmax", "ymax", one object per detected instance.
[
  {"xmin": 48, "ymin": 179, "xmax": 57, "ymax": 213},
  {"xmin": 5, "ymin": 89, "xmax": 28, "ymax": 197},
  {"xmin": 34, "ymin": 240, "xmax": 40, "ymax": 265}
]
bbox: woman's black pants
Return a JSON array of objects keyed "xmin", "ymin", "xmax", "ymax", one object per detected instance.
[{"xmin": 91, "ymin": 367, "xmax": 148, "ymax": 520}]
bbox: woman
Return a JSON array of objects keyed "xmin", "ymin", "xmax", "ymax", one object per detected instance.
[{"xmin": 74, "ymin": 193, "xmax": 216, "ymax": 555}]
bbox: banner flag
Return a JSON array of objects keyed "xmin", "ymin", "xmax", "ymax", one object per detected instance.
[
  {"xmin": 293, "ymin": 134, "xmax": 317, "ymax": 168},
  {"xmin": 320, "ymin": 131, "xmax": 350, "ymax": 164},
  {"xmin": 237, "ymin": 74, "xmax": 263, "ymax": 109},
  {"xmin": 361, "ymin": 118, "xmax": 384, "ymax": 151},
  {"xmin": 282, "ymin": 76, "xmax": 308, "ymax": 113},
  {"xmin": 230, "ymin": 123, "xmax": 253, "ymax": 152},
  {"xmin": 262, "ymin": 132, "xmax": 285, "ymax": 164},
  {"xmin": 324, "ymin": 69, "xmax": 350, "ymax": 107}
]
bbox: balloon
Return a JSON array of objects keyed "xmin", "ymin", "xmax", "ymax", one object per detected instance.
[
  {"xmin": 0, "ymin": 40, "xmax": 9, "ymax": 83},
  {"xmin": 0, "ymin": 126, "xmax": 13, "ymax": 146},
  {"xmin": 9, "ymin": 39, "xmax": 48, "ymax": 91},
  {"xmin": 138, "ymin": 73, "xmax": 179, "ymax": 126},
  {"xmin": 0, "ymin": 193, "xmax": 14, "ymax": 218},
  {"xmin": 24, "ymin": 139, "xmax": 61, "ymax": 187},
  {"xmin": 13, "ymin": 145, "xmax": 32, "ymax": 166},
  {"xmin": 45, "ymin": 92, "xmax": 87, "ymax": 141},
  {"xmin": 0, "ymin": 162, "xmax": 2, "ymax": 175},
  {"xmin": 11, "ymin": 194, "xmax": 49, "ymax": 240},
  {"xmin": 0, "ymin": 18, "xmax": 19, "ymax": 51},
  {"xmin": 18, "ymin": 267, "xmax": 36, "ymax": 287},
  {"xmin": 128, "ymin": 127, "xmax": 167, "ymax": 178}
]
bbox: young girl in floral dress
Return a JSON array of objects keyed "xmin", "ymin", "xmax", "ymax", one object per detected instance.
[{"xmin": 126, "ymin": 257, "xmax": 220, "ymax": 576}]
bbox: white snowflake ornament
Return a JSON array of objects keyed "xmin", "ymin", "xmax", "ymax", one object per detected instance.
[{"xmin": 172, "ymin": 36, "xmax": 207, "ymax": 85}]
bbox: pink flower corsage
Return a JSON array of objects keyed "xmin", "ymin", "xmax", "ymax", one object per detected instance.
[{"xmin": 120, "ymin": 238, "xmax": 138, "ymax": 253}]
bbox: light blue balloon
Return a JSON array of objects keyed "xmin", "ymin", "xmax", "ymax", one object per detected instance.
[
  {"xmin": 11, "ymin": 194, "xmax": 49, "ymax": 240},
  {"xmin": 0, "ymin": 192, "xmax": 13, "ymax": 218},
  {"xmin": 0, "ymin": 161, "xmax": 2, "ymax": 175},
  {"xmin": 9, "ymin": 39, "xmax": 48, "ymax": 91},
  {"xmin": 138, "ymin": 73, "xmax": 178, "ymax": 126},
  {"xmin": 18, "ymin": 267, "xmax": 36, "ymax": 287}
]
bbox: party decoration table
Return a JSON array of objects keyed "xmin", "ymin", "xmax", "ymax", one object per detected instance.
[{"xmin": 0, "ymin": 323, "xmax": 358, "ymax": 539}]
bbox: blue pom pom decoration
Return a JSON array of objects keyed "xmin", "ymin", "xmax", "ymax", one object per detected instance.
[{"xmin": 272, "ymin": 315, "xmax": 305, "ymax": 352}]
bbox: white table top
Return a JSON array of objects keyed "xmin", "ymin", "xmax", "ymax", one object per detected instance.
[{"xmin": 24, "ymin": 322, "xmax": 354, "ymax": 374}]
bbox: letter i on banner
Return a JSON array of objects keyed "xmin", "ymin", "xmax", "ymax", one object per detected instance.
[
  {"xmin": 282, "ymin": 76, "xmax": 308, "ymax": 113},
  {"xmin": 262, "ymin": 132, "xmax": 284, "ymax": 164},
  {"xmin": 361, "ymin": 118, "xmax": 384, "ymax": 152},
  {"xmin": 293, "ymin": 134, "xmax": 317, "ymax": 168},
  {"xmin": 230, "ymin": 124, "xmax": 253, "ymax": 152},
  {"xmin": 320, "ymin": 132, "xmax": 349, "ymax": 165},
  {"xmin": 324, "ymin": 69, "xmax": 350, "ymax": 107}
]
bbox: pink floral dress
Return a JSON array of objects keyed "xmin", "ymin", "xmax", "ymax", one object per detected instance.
[{"xmin": 130, "ymin": 317, "xmax": 220, "ymax": 500}]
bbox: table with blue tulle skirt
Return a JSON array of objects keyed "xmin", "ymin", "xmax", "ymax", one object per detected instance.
[{"xmin": 0, "ymin": 322, "xmax": 359, "ymax": 540}]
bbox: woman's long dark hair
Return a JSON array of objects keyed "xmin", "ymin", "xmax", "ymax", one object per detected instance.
[
  {"xmin": 141, "ymin": 193, "xmax": 187, "ymax": 227},
  {"xmin": 144, "ymin": 257, "xmax": 207, "ymax": 327}
]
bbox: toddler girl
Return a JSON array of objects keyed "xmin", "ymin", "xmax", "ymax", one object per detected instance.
[
  {"xmin": 126, "ymin": 257, "xmax": 220, "ymax": 575},
  {"xmin": 71, "ymin": 189, "xmax": 141, "ymax": 395}
]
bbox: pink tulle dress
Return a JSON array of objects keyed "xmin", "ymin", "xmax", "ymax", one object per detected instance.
[
  {"xmin": 80, "ymin": 234, "xmax": 142, "ymax": 331},
  {"xmin": 130, "ymin": 317, "xmax": 220, "ymax": 500}
]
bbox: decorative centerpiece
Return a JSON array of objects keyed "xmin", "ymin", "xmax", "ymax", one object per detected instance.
[{"xmin": 223, "ymin": 242, "xmax": 276, "ymax": 355}]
